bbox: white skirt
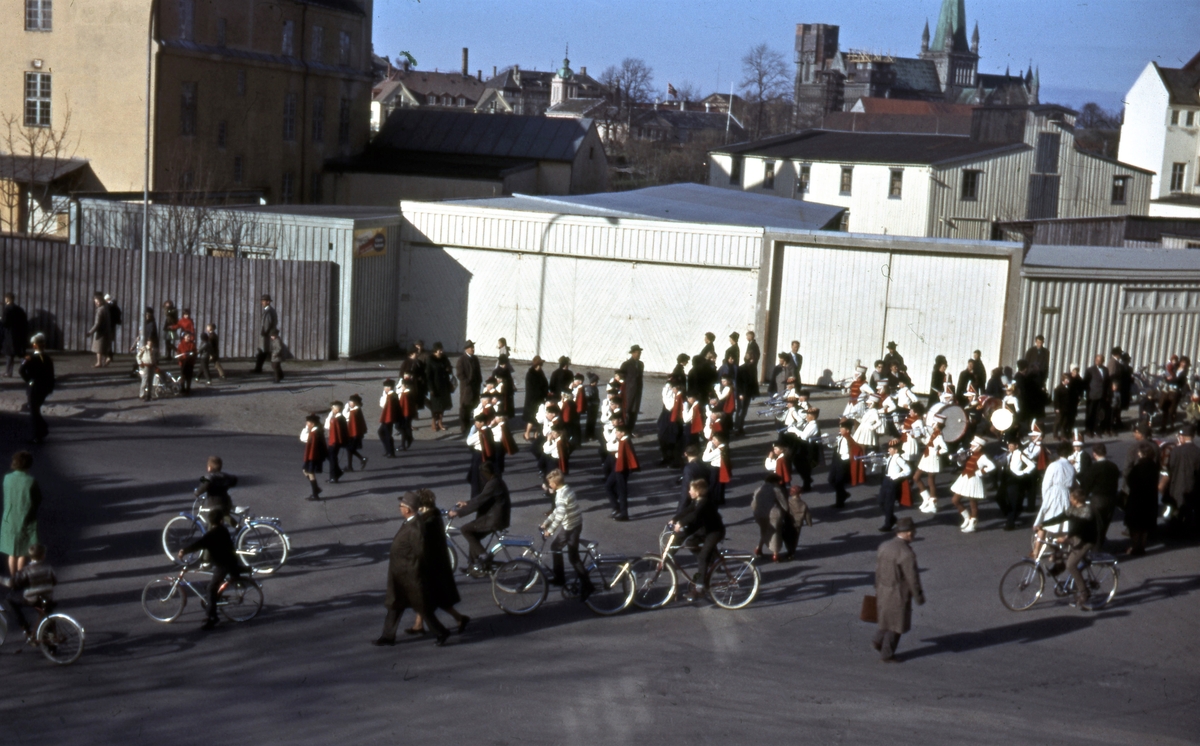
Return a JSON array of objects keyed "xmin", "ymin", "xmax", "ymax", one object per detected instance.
[
  {"xmin": 853, "ymin": 421, "xmax": 877, "ymax": 447},
  {"xmin": 951, "ymin": 474, "xmax": 986, "ymax": 499},
  {"xmin": 902, "ymin": 438, "xmax": 921, "ymax": 461},
  {"xmin": 917, "ymin": 453, "xmax": 941, "ymax": 473}
]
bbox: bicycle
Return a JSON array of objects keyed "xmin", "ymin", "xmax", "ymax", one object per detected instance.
[
  {"xmin": 141, "ymin": 566, "xmax": 263, "ymax": 623},
  {"xmin": 633, "ymin": 526, "xmax": 760, "ymax": 610},
  {"xmin": 515, "ymin": 534, "xmax": 638, "ymax": 616},
  {"xmin": 162, "ymin": 496, "xmax": 290, "ymax": 575},
  {"xmin": 999, "ymin": 536, "xmax": 1119, "ymax": 612},
  {"xmin": 441, "ymin": 510, "xmax": 521, "ymax": 574},
  {"xmin": 0, "ymin": 597, "xmax": 86, "ymax": 665}
]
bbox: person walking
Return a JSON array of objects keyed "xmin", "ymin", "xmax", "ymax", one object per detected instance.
[
  {"xmin": 197, "ymin": 323, "xmax": 226, "ymax": 383},
  {"xmin": 1161, "ymin": 424, "xmax": 1200, "ymax": 537},
  {"xmin": 373, "ymin": 492, "xmax": 449, "ymax": 647},
  {"xmin": 405, "ymin": 489, "xmax": 469, "ymax": 636},
  {"xmin": 2, "ymin": 292, "xmax": 29, "ymax": 378},
  {"xmin": 523, "ymin": 357, "xmax": 549, "ymax": 439},
  {"xmin": 1082, "ymin": 355, "xmax": 1110, "ymax": 437},
  {"xmin": 253, "ymin": 295, "xmax": 278, "ymax": 374},
  {"xmin": 1082, "ymin": 442, "xmax": 1120, "ymax": 549},
  {"xmin": 88, "ymin": 291, "xmax": 114, "ymax": 368},
  {"xmin": 2, "ymin": 451, "xmax": 42, "ymax": 578},
  {"xmin": 620, "ymin": 345, "xmax": 645, "ymax": 430},
  {"xmin": 425, "ymin": 343, "xmax": 454, "ymax": 432},
  {"xmin": 268, "ymin": 330, "xmax": 284, "ymax": 383},
  {"xmin": 18, "ymin": 334, "xmax": 54, "ymax": 444},
  {"xmin": 872, "ymin": 517, "xmax": 925, "ymax": 663},
  {"xmin": 1123, "ymin": 441, "xmax": 1160, "ymax": 556},
  {"xmin": 455, "ymin": 340, "xmax": 482, "ymax": 434},
  {"xmin": 750, "ymin": 473, "xmax": 788, "ymax": 562}
]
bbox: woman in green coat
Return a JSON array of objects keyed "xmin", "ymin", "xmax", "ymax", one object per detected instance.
[{"xmin": 2, "ymin": 451, "xmax": 42, "ymax": 576}]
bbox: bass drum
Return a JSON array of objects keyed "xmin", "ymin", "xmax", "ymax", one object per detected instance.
[
  {"xmin": 990, "ymin": 408, "xmax": 1015, "ymax": 433},
  {"xmin": 935, "ymin": 405, "xmax": 969, "ymax": 444}
]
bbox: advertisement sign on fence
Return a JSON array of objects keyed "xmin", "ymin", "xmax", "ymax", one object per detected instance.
[{"xmin": 354, "ymin": 229, "xmax": 387, "ymax": 258}]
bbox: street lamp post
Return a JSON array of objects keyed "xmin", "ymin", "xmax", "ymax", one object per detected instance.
[{"xmin": 141, "ymin": 1, "xmax": 157, "ymax": 340}]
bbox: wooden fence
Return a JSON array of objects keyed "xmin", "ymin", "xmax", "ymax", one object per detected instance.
[{"xmin": 0, "ymin": 237, "xmax": 336, "ymax": 360}]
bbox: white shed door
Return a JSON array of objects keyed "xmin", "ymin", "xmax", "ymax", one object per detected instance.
[{"xmin": 774, "ymin": 245, "xmax": 890, "ymax": 385}]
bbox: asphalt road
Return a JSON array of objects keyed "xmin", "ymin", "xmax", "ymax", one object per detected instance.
[{"xmin": 2, "ymin": 361, "xmax": 1198, "ymax": 746}]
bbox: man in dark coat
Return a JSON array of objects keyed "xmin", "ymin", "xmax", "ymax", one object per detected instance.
[
  {"xmin": 1024, "ymin": 335, "xmax": 1050, "ymax": 389},
  {"xmin": 2, "ymin": 292, "xmax": 30, "ymax": 378},
  {"xmin": 1161, "ymin": 424, "xmax": 1200, "ymax": 536},
  {"xmin": 620, "ymin": 345, "xmax": 645, "ymax": 430},
  {"xmin": 454, "ymin": 340, "xmax": 483, "ymax": 434},
  {"xmin": 548, "ymin": 356, "xmax": 574, "ymax": 397},
  {"xmin": 373, "ymin": 493, "xmax": 449, "ymax": 646},
  {"xmin": 744, "ymin": 331, "xmax": 761, "ymax": 372},
  {"xmin": 873, "ymin": 517, "xmax": 925, "ymax": 662},
  {"xmin": 723, "ymin": 333, "xmax": 741, "ymax": 378},
  {"xmin": 523, "ymin": 356, "xmax": 549, "ymax": 437},
  {"xmin": 19, "ymin": 334, "xmax": 54, "ymax": 443},
  {"xmin": 450, "ymin": 463, "xmax": 510, "ymax": 568},
  {"xmin": 881, "ymin": 342, "xmax": 904, "ymax": 375},
  {"xmin": 735, "ymin": 353, "xmax": 759, "ymax": 436},
  {"xmin": 1082, "ymin": 354, "xmax": 1110, "ymax": 437},
  {"xmin": 253, "ymin": 295, "xmax": 278, "ymax": 374},
  {"xmin": 1081, "ymin": 442, "xmax": 1121, "ymax": 548}
]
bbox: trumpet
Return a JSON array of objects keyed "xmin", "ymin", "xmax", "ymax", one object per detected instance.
[
  {"xmin": 950, "ymin": 447, "xmax": 971, "ymax": 467},
  {"xmin": 756, "ymin": 394, "xmax": 790, "ymax": 418}
]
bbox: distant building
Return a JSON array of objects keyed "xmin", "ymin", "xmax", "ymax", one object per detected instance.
[
  {"xmin": 324, "ymin": 109, "xmax": 608, "ymax": 205},
  {"xmin": 1118, "ymin": 51, "xmax": 1200, "ymax": 218},
  {"xmin": 476, "ymin": 58, "xmax": 607, "ymax": 116},
  {"xmin": 372, "ymin": 62, "xmax": 486, "ymax": 133},
  {"xmin": 794, "ymin": 0, "xmax": 1037, "ymax": 129},
  {"xmin": 629, "ymin": 104, "xmax": 747, "ymax": 146},
  {"xmin": 819, "ymin": 97, "xmax": 975, "ymax": 135},
  {"xmin": 995, "ymin": 215, "xmax": 1200, "ymax": 248},
  {"xmin": 709, "ymin": 105, "xmax": 1151, "ymax": 239}
]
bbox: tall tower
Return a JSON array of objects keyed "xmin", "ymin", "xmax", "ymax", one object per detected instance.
[
  {"xmin": 551, "ymin": 49, "xmax": 573, "ymax": 107},
  {"xmin": 793, "ymin": 23, "xmax": 842, "ymax": 129},
  {"xmin": 919, "ymin": 0, "xmax": 979, "ymax": 98}
]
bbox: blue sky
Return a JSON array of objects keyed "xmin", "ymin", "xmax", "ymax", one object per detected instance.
[{"xmin": 372, "ymin": 0, "xmax": 1199, "ymax": 112}]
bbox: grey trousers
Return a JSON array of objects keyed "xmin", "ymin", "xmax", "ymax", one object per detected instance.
[{"xmin": 873, "ymin": 628, "xmax": 901, "ymax": 660}]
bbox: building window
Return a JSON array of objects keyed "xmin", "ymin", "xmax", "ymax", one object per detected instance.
[
  {"xmin": 310, "ymin": 171, "xmax": 323, "ymax": 203},
  {"xmin": 282, "ymin": 20, "xmax": 295, "ymax": 56},
  {"xmin": 729, "ymin": 156, "xmax": 742, "ymax": 185},
  {"xmin": 797, "ymin": 164, "xmax": 810, "ymax": 195},
  {"xmin": 961, "ymin": 169, "xmax": 980, "ymax": 200},
  {"xmin": 889, "ymin": 169, "xmax": 903, "ymax": 198},
  {"xmin": 312, "ymin": 96, "xmax": 325, "ymax": 143},
  {"xmin": 311, "ymin": 26, "xmax": 324, "ymax": 63},
  {"xmin": 1171, "ymin": 110, "xmax": 1180, "ymax": 125},
  {"xmin": 217, "ymin": 120, "xmax": 227, "ymax": 149},
  {"xmin": 458, "ymin": 97, "xmax": 466, "ymax": 107},
  {"xmin": 233, "ymin": 156, "xmax": 244, "ymax": 185},
  {"xmin": 23, "ymin": 72, "xmax": 51, "ymax": 127},
  {"xmin": 236, "ymin": 69, "xmax": 246, "ymax": 97},
  {"xmin": 216, "ymin": 17, "xmax": 227, "ymax": 47},
  {"xmin": 427, "ymin": 93, "xmax": 437, "ymax": 105},
  {"xmin": 1035, "ymin": 132, "xmax": 1061, "ymax": 174},
  {"xmin": 180, "ymin": 82, "xmax": 197, "ymax": 136},
  {"xmin": 763, "ymin": 161, "xmax": 776, "ymax": 190},
  {"xmin": 281, "ymin": 173, "xmax": 295, "ymax": 204},
  {"xmin": 339, "ymin": 31, "xmax": 351, "ymax": 66},
  {"xmin": 1171, "ymin": 162, "xmax": 1187, "ymax": 192},
  {"xmin": 1111, "ymin": 175, "xmax": 1129, "ymax": 204},
  {"xmin": 282, "ymin": 92, "xmax": 297, "ymax": 141},
  {"xmin": 177, "ymin": 0, "xmax": 193, "ymax": 41},
  {"xmin": 25, "ymin": 0, "xmax": 52, "ymax": 31},
  {"xmin": 838, "ymin": 211, "xmax": 850, "ymax": 232},
  {"xmin": 338, "ymin": 97, "xmax": 352, "ymax": 146},
  {"xmin": 839, "ymin": 166, "xmax": 853, "ymax": 195},
  {"xmin": 1189, "ymin": 111, "xmax": 1196, "ymax": 127}
]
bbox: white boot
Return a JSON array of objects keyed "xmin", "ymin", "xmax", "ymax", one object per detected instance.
[
  {"xmin": 924, "ymin": 495, "xmax": 938, "ymax": 514},
  {"xmin": 962, "ymin": 517, "xmax": 977, "ymax": 533},
  {"xmin": 959, "ymin": 511, "xmax": 971, "ymax": 529},
  {"xmin": 918, "ymin": 491, "xmax": 931, "ymax": 513}
]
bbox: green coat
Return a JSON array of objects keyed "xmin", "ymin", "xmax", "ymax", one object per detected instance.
[{"xmin": 1, "ymin": 471, "xmax": 41, "ymax": 557}]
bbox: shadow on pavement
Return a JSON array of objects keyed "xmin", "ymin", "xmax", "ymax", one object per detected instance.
[{"xmin": 904, "ymin": 610, "xmax": 1131, "ymax": 660}]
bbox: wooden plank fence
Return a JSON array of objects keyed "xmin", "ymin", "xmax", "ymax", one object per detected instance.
[{"xmin": 0, "ymin": 237, "xmax": 335, "ymax": 360}]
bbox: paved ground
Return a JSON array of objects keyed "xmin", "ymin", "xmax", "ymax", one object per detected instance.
[{"xmin": 2, "ymin": 354, "xmax": 1198, "ymax": 745}]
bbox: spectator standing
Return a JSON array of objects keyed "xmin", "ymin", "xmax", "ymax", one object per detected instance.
[
  {"xmin": 872, "ymin": 517, "xmax": 925, "ymax": 662},
  {"xmin": 139, "ymin": 307, "xmax": 159, "ymax": 351},
  {"xmin": 1161, "ymin": 424, "xmax": 1200, "ymax": 537},
  {"xmin": 253, "ymin": 295, "xmax": 278, "ymax": 374},
  {"xmin": 136, "ymin": 339, "xmax": 158, "ymax": 401},
  {"xmin": 1082, "ymin": 355, "xmax": 1110, "ymax": 437},
  {"xmin": 1, "ymin": 292, "xmax": 29, "ymax": 378},
  {"xmin": 1123, "ymin": 441, "xmax": 1160, "ymax": 556},
  {"xmin": 88, "ymin": 291, "xmax": 114, "ymax": 367},
  {"xmin": 175, "ymin": 331, "xmax": 197, "ymax": 395},
  {"xmin": 454, "ymin": 341, "xmax": 482, "ymax": 434},
  {"xmin": 197, "ymin": 323, "xmax": 226, "ymax": 383},
  {"xmin": 161, "ymin": 300, "xmax": 179, "ymax": 360},
  {"xmin": 18, "ymin": 334, "xmax": 54, "ymax": 443},
  {"xmin": 744, "ymin": 330, "xmax": 761, "ymax": 371},
  {"xmin": 2, "ymin": 450, "xmax": 42, "ymax": 577},
  {"xmin": 425, "ymin": 343, "xmax": 454, "ymax": 432},
  {"xmin": 269, "ymin": 330, "xmax": 284, "ymax": 383}
]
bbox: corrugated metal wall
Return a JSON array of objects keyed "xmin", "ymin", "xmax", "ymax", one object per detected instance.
[
  {"xmin": 774, "ymin": 243, "xmax": 1009, "ymax": 389},
  {"xmin": 1018, "ymin": 276, "xmax": 1200, "ymax": 383},
  {"xmin": 0, "ymin": 237, "xmax": 334, "ymax": 359}
]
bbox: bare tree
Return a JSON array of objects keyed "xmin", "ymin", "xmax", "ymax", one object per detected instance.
[
  {"xmin": 667, "ymin": 81, "xmax": 702, "ymax": 102},
  {"xmin": 739, "ymin": 43, "xmax": 791, "ymax": 139},
  {"xmin": 0, "ymin": 109, "xmax": 79, "ymax": 238},
  {"xmin": 600, "ymin": 58, "xmax": 655, "ymax": 119}
]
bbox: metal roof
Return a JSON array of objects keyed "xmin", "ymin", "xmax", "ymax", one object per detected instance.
[
  {"xmin": 1154, "ymin": 63, "xmax": 1200, "ymax": 107},
  {"xmin": 890, "ymin": 58, "xmax": 943, "ymax": 95},
  {"xmin": 0, "ymin": 155, "xmax": 89, "ymax": 184},
  {"xmin": 369, "ymin": 109, "xmax": 592, "ymax": 163},
  {"xmin": 712, "ymin": 129, "xmax": 1027, "ymax": 166},
  {"xmin": 1024, "ymin": 244, "xmax": 1200, "ymax": 278},
  {"xmin": 448, "ymin": 183, "xmax": 845, "ymax": 231}
]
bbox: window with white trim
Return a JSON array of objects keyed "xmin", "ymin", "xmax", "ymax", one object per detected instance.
[
  {"xmin": 25, "ymin": 0, "xmax": 52, "ymax": 31},
  {"xmin": 24, "ymin": 72, "xmax": 51, "ymax": 127}
]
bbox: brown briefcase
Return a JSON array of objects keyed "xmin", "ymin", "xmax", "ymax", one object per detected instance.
[{"xmin": 860, "ymin": 594, "xmax": 877, "ymax": 623}]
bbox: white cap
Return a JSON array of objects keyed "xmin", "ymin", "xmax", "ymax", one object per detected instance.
[{"xmin": 971, "ymin": 436, "xmax": 986, "ymax": 448}]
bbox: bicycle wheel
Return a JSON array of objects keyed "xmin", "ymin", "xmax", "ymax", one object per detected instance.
[
  {"xmin": 219, "ymin": 579, "xmax": 264, "ymax": 622},
  {"xmin": 999, "ymin": 560, "xmax": 1045, "ymax": 611},
  {"xmin": 584, "ymin": 563, "xmax": 636, "ymax": 616},
  {"xmin": 707, "ymin": 558, "xmax": 760, "ymax": 610},
  {"xmin": 163, "ymin": 516, "xmax": 204, "ymax": 566},
  {"xmin": 0, "ymin": 609, "xmax": 8, "ymax": 646},
  {"xmin": 630, "ymin": 555, "xmax": 677, "ymax": 610},
  {"xmin": 141, "ymin": 577, "xmax": 187, "ymax": 622},
  {"xmin": 37, "ymin": 615, "xmax": 85, "ymax": 665},
  {"xmin": 491, "ymin": 559, "xmax": 547, "ymax": 615},
  {"xmin": 236, "ymin": 523, "xmax": 288, "ymax": 575},
  {"xmin": 1083, "ymin": 562, "xmax": 1118, "ymax": 609},
  {"xmin": 446, "ymin": 541, "xmax": 459, "ymax": 573}
]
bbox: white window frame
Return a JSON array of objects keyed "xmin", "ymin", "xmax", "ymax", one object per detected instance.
[
  {"xmin": 25, "ymin": 0, "xmax": 52, "ymax": 31},
  {"xmin": 24, "ymin": 72, "xmax": 51, "ymax": 127}
]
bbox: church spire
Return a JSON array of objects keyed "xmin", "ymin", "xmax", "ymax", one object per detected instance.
[
  {"xmin": 921, "ymin": 20, "xmax": 930, "ymax": 53},
  {"xmin": 971, "ymin": 22, "xmax": 979, "ymax": 54},
  {"xmin": 932, "ymin": 0, "xmax": 969, "ymax": 53}
]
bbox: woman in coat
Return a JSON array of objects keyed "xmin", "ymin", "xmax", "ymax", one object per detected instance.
[
  {"xmin": 406, "ymin": 489, "xmax": 469, "ymax": 635},
  {"xmin": 2, "ymin": 450, "xmax": 42, "ymax": 576},
  {"xmin": 425, "ymin": 343, "xmax": 455, "ymax": 432},
  {"xmin": 928, "ymin": 356, "xmax": 949, "ymax": 406},
  {"xmin": 523, "ymin": 357, "xmax": 549, "ymax": 439},
  {"xmin": 1123, "ymin": 441, "xmax": 1160, "ymax": 556}
]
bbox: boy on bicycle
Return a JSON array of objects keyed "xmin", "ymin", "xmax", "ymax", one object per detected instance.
[
  {"xmin": 1038, "ymin": 487, "xmax": 1097, "ymax": 609},
  {"xmin": 177, "ymin": 510, "xmax": 243, "ymax": 630},
  {"xmin": 8, "ymin": 543, "xmax": 56, "ymax": 641},
  {"xmin": 671, "ymin": 479, "xmax": 726, "ymax": 602},
  {"xmin": 540, "ymin": 470, "xmax": 594, "ymax": 602},
  {"xmin": 196, "ymin": 456, "xmax": 238, "ymax": 521}
]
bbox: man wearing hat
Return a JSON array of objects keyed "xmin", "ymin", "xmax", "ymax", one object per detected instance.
[
  {"xmin": 253, "ymin": 294, "xmax": 278, "ymax": 374},
  {"xmin": 620, "ymin": 345, "xmax": 644, "ymax": 430},
  {"xmin": 374, "ymin": 492, "xmax": 449, "ymax": 647},
  {"xmin": 873, "ymin": 517, "xmax": 924, "ymax": 662},
  {"xmin": 1161, "ymin": 424, "xmax": 1200, "ymax": 536},
  {"xmin": 882, "ymin": 342, "xmax": 904, "ymax": 375},
  {"xmin": 523, "ymin": 356, "xmax": 549, "ymax": 440},
  {"xmin": 19, "ymin": 333, "xmax": 55, "ymax": 443},
  {"xmin": 455, "ymin": 341, "xmax": 483, "ymax": 434}
]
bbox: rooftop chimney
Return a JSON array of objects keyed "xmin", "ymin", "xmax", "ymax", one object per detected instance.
[
  {"xmin": 580, "ymin": 66, "xmax": 586, "ymax": 76},
  {"xmin": 477, "ymin": 69, "xmax": 482, "ymax": 81},
  {"xmin": 493, "ymin": 65, "xmax": 497, "ymax": 77},
  {"xmin": 462, "ymin": 48, "xmax": 469, "ymax": 77}
]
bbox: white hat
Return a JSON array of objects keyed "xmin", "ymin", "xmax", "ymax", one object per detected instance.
[
  {"xmin": 855, "ymin": 365, "xmax": 867, "ymax": 374},
  {"xmin": 30, "ymin": 332, "xmax": 46, "ymax": 345},
  {"xmin": 971, "ymin": 436, "xmax": 986, "ymax": 448}
]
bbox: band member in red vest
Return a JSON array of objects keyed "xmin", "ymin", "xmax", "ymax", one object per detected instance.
[
  {"xmin": 878, "ymin": 440, "xmax": 913, "ymax": 532},
  {"xmin": 568, "ymin": 373, "xmax": 586, "ymax": 447},
  {"xmin": 466, "ymin": 412, "xmax": 495, "ymax": 498},
  {"xmin": 683, "ymin": 392, "xmax": 705, "ymax": 449},
  {"xmin": 765, "ymin": 440, "xmax": 792, "ymax": 490},
  {"xmin": 714, "ymin": 372, "xmax": 736, "ymax": 417},
  {"xmin": 605, "ymin": 422, "xmax": 639, "ymax": 521},
  {"xmin": 916, "ymin": 419, "xmax": 950, "ymax": 514},
  {"xmin": 703, "ymin": 431, "xmax": 732, "ymax": 506},
  {"xmin": 344, "ymin": 394, "xmax": 369, "ymax": 471},
  {"xmin": 829, "ymin": 419, "xmax": 864, "ymax": 508},
  {"xmin": 378, "ymin": 379, "xmax": 401, "ymax": 458},
  {"xmin": 300, "ymin": 414, "xmax": 327, "ymax": 501},
  {"xmin": 657, "ymin": 376, "xmax": 686, "ymax": 467},
  {"xmin": 325, "ymin": 401, "xmax": 348, "ymax": 483},
  {"xmin": 397, "ymin": 373, "xmax": 418, "ymax": 451},
  {"xmin": 543, "ymin": 422, "xmax": 570, "ymax": 477},
  {"xmin": 950, "ymin": 436, "xmax": 996, "ymax": 533}
]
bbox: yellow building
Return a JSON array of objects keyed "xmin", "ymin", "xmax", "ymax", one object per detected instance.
[{"xmin": 1, "ymin": 0, "xmax": 374, "ymax": 234}]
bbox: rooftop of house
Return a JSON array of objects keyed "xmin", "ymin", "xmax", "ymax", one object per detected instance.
[
  {"xmin": 712, "ymin": 129, "xmax": 1027, "ymax": 166},
  {"xmin": 374, "ymin": 69, "xmax": 487, "ymax": 104},
  {"xmin": 1154, "ymin": 62, "xmax": 1200, "ymax": 107}
]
